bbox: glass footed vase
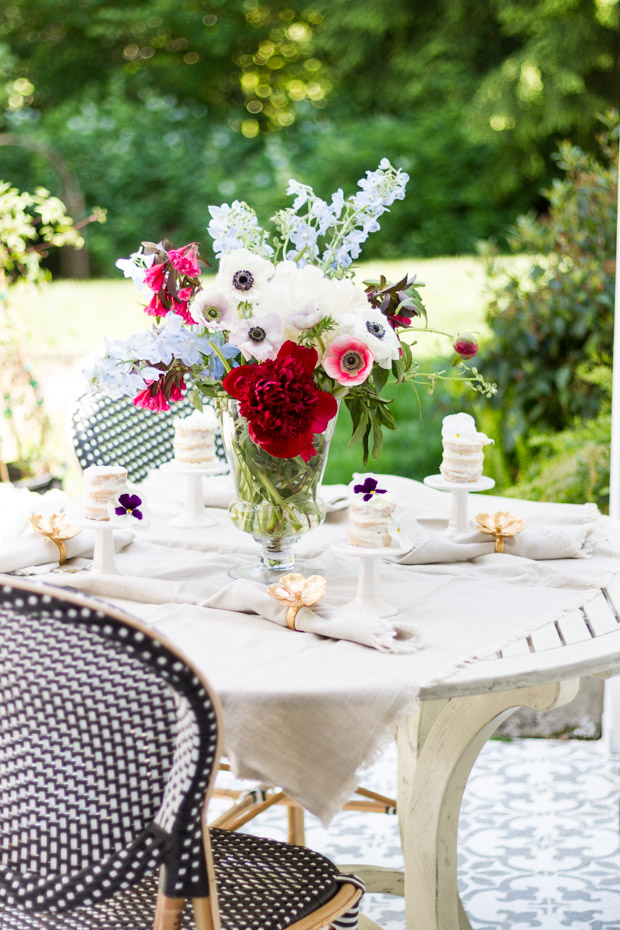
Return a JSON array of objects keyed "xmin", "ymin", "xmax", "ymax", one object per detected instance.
[{"xmin": 217, "ymin": 399, "xmax": 337, "ymax": 583}]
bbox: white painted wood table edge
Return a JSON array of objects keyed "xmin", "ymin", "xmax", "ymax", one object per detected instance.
[{"xmin": 341, "ymin": 517, "xmax": 620, "ymax": 930}]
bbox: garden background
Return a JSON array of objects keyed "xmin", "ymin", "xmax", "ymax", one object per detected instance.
[{"xmin": 0, "ymin": 0, "xmax": 618, "ymax": 500}]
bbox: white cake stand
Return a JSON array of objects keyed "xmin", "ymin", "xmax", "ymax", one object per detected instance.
[
  {"xmin": 331, "ymin": 538, "xmax": 409, "ymax": 618},
  {"xmin": 161, "ymin": 462, "xmax": 228, "ymax": 528},
  {"xmin": 75, "ymin": 517, "xmax": 118, "ymax": 574},
  {"xmin": 424, "ymin": 474, "xmax": 495, "ymax": 535}
]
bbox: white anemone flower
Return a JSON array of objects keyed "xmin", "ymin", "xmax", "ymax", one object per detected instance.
[
  {"xmin": 229, "ymin": 313, "xmax": 284, "ymax": 361},
  {"xmin": 259, "ymin": 263, "xmax": 362, "ymax": 335},
  {"xmin": 337, "ymin": 307, "xmax": 401, "ymax": 369},
  {"xmin": 321, "ymin": 278, "xmax": 372, "ymax": 322},
  {"xmin": 215, "ymin": 248, "xmax": 273, "ymax": 305},
  {"xmin": 189, "ymin": 286, "xmax": 238, "ymax": 330}
]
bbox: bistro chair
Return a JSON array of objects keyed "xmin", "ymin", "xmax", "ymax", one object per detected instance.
[
  {"xmin": 0, "ymin": 578, "xmax": 364, "ymax": 930},
  {"xmin": 71, "ymin": 388, "xmax": 226, "ymax": 483}
]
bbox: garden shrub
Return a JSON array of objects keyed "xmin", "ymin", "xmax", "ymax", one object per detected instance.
[
  {"xmin": 502, "ymin": 366, "xmax": 611, "ymax": 512},
  {"xmin": 476, "ymin": 113, "xmax": 618, "ymax": 479}
]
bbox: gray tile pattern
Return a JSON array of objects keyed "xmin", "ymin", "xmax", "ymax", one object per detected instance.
[{"xmin": 213, "ymin": 739, "xmax": 620, "ymax": 929}]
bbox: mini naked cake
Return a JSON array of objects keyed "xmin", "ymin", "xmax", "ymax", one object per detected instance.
[
  {"xmin": 173, "ymin": 408, "xmax": 218, "ymax": 468},
  {"xmin": 440, "ymin": 412, "xmax": 493, "ymax": 483},
  {"xmin": 347, "ymin": 474, "xmax": 396, "ymax": 548},
  {"xmin": 83, "ymin": 465, "xmax": 128, "ymax": 521}
]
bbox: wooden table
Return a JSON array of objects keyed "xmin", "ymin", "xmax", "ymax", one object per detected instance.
[
  {"xmin": 340, "ymin": 531, "xmax": 620, "ymax": 930},
  {"xmin": 28, "ymin": 479, "xmax": 620, "ymax": 930}
]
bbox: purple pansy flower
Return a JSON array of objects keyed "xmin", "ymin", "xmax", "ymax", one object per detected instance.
[
  {"xmin": 353, "ymin": 477, "xmax": 387, "ymax": 502},
  {"xmin": 114, "ymin": 492, "xmax": 144, "ymax": 520}
]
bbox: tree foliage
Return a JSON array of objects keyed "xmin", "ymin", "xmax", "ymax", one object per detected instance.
[{"xmin": 0, "ymin": 0, "xmax": 617, "ymax": 272}]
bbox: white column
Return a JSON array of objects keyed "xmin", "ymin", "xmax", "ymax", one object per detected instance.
[
  {"xmin": 609, "ymin": 174, "xmax": 620, "ymax": 517},
  {"xmin": 606, "ymin": 169, "xmax": 620, "ymax": 751}
]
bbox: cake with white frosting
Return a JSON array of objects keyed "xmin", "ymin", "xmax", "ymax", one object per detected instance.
[
  {"xmin": 347, "ymin": 474, "xmax": 396, "ymax": 547},
  {"xmin": 83, "ymin": 465, "xmax": 128, "ymax": 520},
  {"xmin": 440, "ymin": 412, "xmax": 493, "ymax": 483},
  {"xmin": 173, "ymin": 408, "xmax": 218, "ymax": 468}
]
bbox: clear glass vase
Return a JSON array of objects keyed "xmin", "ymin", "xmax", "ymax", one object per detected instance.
[{"xmin": 218, "ymin": 399, "xmax": 337, "ymax": 582}]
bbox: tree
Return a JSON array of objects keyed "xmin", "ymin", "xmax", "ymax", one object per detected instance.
[{"xmin": 0, "ymin": 0, "xmax": 617, "ymax": 270}]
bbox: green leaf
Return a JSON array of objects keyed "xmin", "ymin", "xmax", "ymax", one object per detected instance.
[
  {"xmin": 373, "ymin": 365, "xmax": 390, "ymax": 394},
  {"xmin": 348, "ymin": 411, "xmax": 370, "ymax": 448},
  {"xmin": 371, "ymin": 418, "xmax": 384, "ymax": 458},
  {"xmin": 189, "ymin": 388, "xmax": 203, "ymax": 411}
]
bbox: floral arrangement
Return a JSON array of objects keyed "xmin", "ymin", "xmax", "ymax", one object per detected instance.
[
  {"xmin": 89, "ymin": 159, "xmax": 493, "ymax": 464},
  {"xmin": 88, "ymin": 160, "xmax": 494, "ymax": 555}
]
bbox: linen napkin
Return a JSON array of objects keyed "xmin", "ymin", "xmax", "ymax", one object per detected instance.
[
  {"xmin": 0, "ymin": 528, "xmax": 134, "ymax": 575},
  {"xmin": 203, "ymin": 579, "xmax": 422, "ymax": 653},
  {"xmin": 395, "ymin": 522, "xmax": 599, "ymax": 566}
]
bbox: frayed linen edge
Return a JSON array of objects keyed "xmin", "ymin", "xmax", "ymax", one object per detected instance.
[{"xmin": 309, "ymin": 683, "xmax": 423, "ymax": 827}]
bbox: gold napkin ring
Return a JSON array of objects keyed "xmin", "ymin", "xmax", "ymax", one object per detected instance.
[
  {"xmin": 267, "ymin": 573, "xmax": 327, "ymax": 632},
  {"xmin": 51, "ymin": 539, "xmax": 68, "ymax": 564},
  {"xmin": 285, "ymin": 605, "xmax": 300, "ymax": 631},
  {"xmin": 29, "ymin": 513, "xmax": 81, "ymax": 566},
  {"xmin": 475, "ymin": 511, "xmax": 526, "ymax": 554}
]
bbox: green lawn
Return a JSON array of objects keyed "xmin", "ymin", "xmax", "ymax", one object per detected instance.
[
  {"xmin": 14, "ymin": 255, "xmax": 490, "ymax": 359},
  {"xmin": 10, "ymin": 255, "xmax": 497, "ymax": 492}
]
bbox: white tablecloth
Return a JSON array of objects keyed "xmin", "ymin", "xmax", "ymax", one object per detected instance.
[{"xmin": 15, "ymin": 474, "xmax": 620, "ymax": 823}]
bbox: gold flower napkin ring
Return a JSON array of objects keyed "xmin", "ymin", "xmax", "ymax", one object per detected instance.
[
  {"xmin": 475, "ymin": 511, "xmax": 526, "ymax": 554},
  {"xmin": 29, "ymin": 513, "xmax": 82, "ymax": 565},
  {"xmin": 266, "ymin": 573, "xmax": 327, "ymax": 631}
]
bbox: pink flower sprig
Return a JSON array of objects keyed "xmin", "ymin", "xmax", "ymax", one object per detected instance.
[
  {"xmin": 134, "ymin": 373, "xmax": 186, "ymax": 411},
  {"xmin": 142, "ymin": 240, "xmax": 210, "ymax": 324}
]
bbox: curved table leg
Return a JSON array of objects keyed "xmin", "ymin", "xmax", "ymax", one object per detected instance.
[{"xmin": 397, "ymin": 678, "xmax": 580, "ymax": 930}]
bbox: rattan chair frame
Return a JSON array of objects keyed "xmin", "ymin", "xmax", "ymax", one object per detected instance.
[{"xmin": 0, "ymin": 578, "xmax": 363, "ymax": 930}]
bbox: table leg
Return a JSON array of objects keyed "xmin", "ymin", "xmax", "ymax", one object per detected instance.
[{"xmin": 397, "ymin": 678, "xmax": 579, "ymax": 930}]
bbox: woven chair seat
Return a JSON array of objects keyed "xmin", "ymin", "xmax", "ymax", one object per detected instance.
[
  {"xmin": 71, "ymin": 388, "xmax": 225, "ymax": 483},
  {"xmin": 0, "ymin": 828, "xmax": 348, "ymax": 930}
]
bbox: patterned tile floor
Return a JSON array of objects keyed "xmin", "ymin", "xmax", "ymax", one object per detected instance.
[{"xmin": 214, "ymin": 737, "xmax": 620, "ymax": 929}]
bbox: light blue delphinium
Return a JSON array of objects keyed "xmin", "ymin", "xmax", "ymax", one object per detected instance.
[{"xmin": 207, "ymin": 201, "xmax": 273, "ymax": 260}]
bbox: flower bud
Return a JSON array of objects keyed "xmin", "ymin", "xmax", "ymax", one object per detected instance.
[{"xmin": 453, "ymin": 332, "xmax": 478, "ymax": 360}]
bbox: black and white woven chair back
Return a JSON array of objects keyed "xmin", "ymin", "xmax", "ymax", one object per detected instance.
[
  {"xmin": 0, "ymin": 579, "xmax": 219, "ymax": 914},
  {"xmin": 71, "ymin": 389, "xmax": 225, "ymax": 483}
]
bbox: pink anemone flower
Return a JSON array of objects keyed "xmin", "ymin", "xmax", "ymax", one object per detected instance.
[{"xmin": 322, "ymin": 336, "xmax": 374, "ymax": 386}]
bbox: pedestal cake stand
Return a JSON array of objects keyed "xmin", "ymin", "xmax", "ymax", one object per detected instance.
[
  {"xmin": 424, "ymin": 474, "xmax": 495, "ymax": 534},
  {"xmin": 331, "ymin": 538, "xmax": 409, "ymax": 618}
]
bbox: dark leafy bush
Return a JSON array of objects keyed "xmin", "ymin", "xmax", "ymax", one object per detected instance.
[
  {"xmin": 476, "ymin": 113, "xmax": 618, "ymax": 476},
  {"xmin": 502, "ymin": 366, "xmax": 611, "ymax": 512}
]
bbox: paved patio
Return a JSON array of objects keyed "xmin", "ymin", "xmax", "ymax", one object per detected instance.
[{"xmin": 214, "ymin": 733, "xmax": 620, "ymax": 929}]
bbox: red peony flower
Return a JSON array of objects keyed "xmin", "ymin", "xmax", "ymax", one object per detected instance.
[{"xmin": 223, "ymin": 340, "xmax": 338, "ymax": 461}]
